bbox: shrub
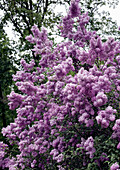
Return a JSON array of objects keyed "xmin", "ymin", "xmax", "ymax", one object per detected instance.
[{"xmin": 0, "ymin": 0, "xmax": 120, "ymax": 169}]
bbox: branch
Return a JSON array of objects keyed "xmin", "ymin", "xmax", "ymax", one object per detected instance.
[
  {"xmin": 21, "ymin": 12, "xmax": 31, "ymax": 34},
  {"xmin": 36, "ymin": 0, "xmax": 42, "ymax": 13},
  {"xmin": 11, "ymin": 18, "xmax": 24, "ymax": 37},
  {"xmin": 1, "ymin": 3, "xmax": 24, "ymax": 37},
  {"xmin": 29, "ymin": 0, "xmax": 32, "ymax": 10},
  {"xmin": 41, "ymin": 0, "xmax": 48, "ymax": 23}
]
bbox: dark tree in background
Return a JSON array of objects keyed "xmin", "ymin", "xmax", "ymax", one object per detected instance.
[{"xmin": 0, "ymin": 24, "xmax": 17, "ymax": 141}]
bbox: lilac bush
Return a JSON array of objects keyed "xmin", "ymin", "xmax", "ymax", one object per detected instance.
[{"xmin": 0, "ymin": 0, "xmax": 120, "ymax": 169}]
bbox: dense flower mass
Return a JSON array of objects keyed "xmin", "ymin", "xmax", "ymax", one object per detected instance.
[{"xmin": 0, "ymin": 0, "xmax": 120, "ymax": 169}]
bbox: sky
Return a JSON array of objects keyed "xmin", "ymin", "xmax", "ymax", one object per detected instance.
[
  {"xmin": 1, "ymin": 1, "xmax": 120, "ymax": 41},
  {"xmin": 100, "ymin": 2, "xmax": 120, "ymax": 26}
]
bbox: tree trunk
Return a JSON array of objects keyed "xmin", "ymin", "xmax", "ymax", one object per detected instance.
[{"xmin": 0, "ymin": 84, "xmax": 7, "ymax": 127}]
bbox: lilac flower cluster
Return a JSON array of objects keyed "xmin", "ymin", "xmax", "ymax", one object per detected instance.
[
  {"xmin": 7, "ymin": 91, "xmax": 24, "ymax": 110},
  {"xmin": 53, "ymin": 57, "xmax": 75, "ymax": 80},
  {"xmin": 77, "ymin": 136, "xmax": 96, "ymax": 159},
  {"xmin": 0, "ymin": 142, "xmax": 8, "ymax": 167},
  {"xmin": 20, "ymin": 58, "xmax": 35, "ymax": 71},
  {"xmin": 59, "ymin": 0, "xmax": 95, "ymax": 47},
  {"xmin": 50, "ymin": 149, "xmax": 64, "ymax": 163},
  {"xmin": 0, "ymin": 0, "xmax": 120, "ymax": 169},
  {"xmin": 111, "ymin": 162, "xmax": 120, "ymax": 170},
  {"xmin": 112, "ymin": 119, "xmax": 120, "ymax": 149},
  {"xmin": 96, "ymin": 106, "xmax": 116, "ymax": 128}
]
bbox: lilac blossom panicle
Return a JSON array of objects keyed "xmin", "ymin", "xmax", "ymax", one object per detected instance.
[
  {"xmin": 69, "ymin": 0, "xmax": 80, "ymax": 18},
  {"xmin": 76, "ymin": 137, "xmax": 96, "ymax": 159},
  {"xmin": 110, "ymin": 162, "xmax": 120, "ymax": 170}
]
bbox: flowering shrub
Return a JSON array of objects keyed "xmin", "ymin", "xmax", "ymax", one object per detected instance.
[{"xmin": 0, "ymin": 0, "xmax": 120, "ymax": 169}]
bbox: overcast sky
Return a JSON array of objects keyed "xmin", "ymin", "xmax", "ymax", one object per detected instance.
[{"xmin": 100, "ymin": 2, "xmax": 120, "ymax": 26}]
